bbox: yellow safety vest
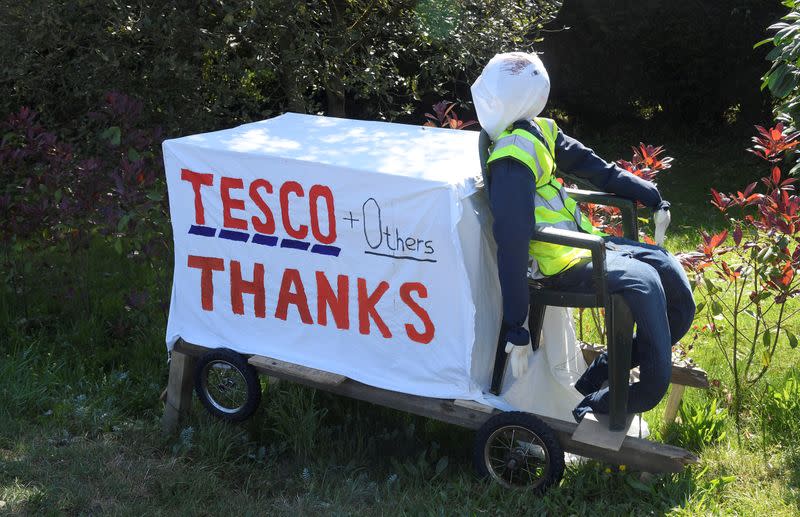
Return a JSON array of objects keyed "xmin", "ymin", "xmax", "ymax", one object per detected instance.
[{"xmin": 486, "ymin": 117, "xmax": 605, "ymax": 277}]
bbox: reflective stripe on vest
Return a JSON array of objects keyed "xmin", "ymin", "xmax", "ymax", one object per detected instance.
[{"xmin": 486, "ymin": 118, "xmax": 605, "ymax": 277}]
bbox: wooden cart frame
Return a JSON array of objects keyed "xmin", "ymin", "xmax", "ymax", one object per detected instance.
[{"xmin": 163, "ymin": 339, "xmax": 699, "ymax": 474}]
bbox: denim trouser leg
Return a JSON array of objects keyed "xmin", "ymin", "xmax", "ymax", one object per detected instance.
[{"xmin": 546, "ymin": 237, "xmax": 695, "ymax": 421}]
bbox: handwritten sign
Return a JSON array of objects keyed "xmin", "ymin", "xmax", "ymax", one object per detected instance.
[{"xmin": 163, "ymin": 113, "xmax": 498, "ymax": 399}]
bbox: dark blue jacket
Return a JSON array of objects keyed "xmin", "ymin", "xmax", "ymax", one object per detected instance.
[{"xmin": 487, "ymin": 120, "xmax": 668, "ymax": 346}]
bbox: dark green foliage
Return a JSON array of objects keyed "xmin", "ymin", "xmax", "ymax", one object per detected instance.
[
  {"xmin": 0, "ymin": 0, "xmax": 561, "ymax": 135},
  {"xmin": 540, "ymin": 0, "xmax": 782, "ymax": 128},
  {"xmin": 758, "ymin": 1, "xmax": 800, "ymax": 173}
]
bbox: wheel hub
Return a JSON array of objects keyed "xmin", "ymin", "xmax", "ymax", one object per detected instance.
[{"xmin": 505, "ymin": 449, "xmax": 527, "ymax": 471}]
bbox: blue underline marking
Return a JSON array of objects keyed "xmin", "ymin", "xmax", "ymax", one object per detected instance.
[
  {"xmin": 218, "ymin": 229, "xmax": 250, "ymax": 242},
  {"xmin": 310, "ymin": 244, "xmax": 341, "ymax": 256},
  {"xmin": 252, "ymin": 234, "xmax": 279, "ymax": 246},
  {"xmin": 188, "ymin": 225, "xmax": 216, "ymax": 237},
  {"xmin": 280, "ymin": 239, "xmax": 311, "ymax": 251},
  {"xmin": 188, "ymin": 226, "xmax": 339, "ymax": 257}
]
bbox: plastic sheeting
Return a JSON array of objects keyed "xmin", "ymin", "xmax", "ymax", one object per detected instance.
[{"xmin": 470, "ymin": 52, "xmax": 551, "ymax": 141}]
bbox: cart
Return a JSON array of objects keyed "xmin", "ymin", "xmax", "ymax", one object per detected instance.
[{"xmin": 160, "ymin": 114, "xmax": 701, "ymax": 492}]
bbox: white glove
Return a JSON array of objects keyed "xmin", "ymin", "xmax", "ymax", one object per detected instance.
[
  {"xmin": 505, "ymin": 342, "xmax": 532, "ymax": 379},
  {"xmin": 654, "ymin": 208, "xmax": 671, "ymax": 247}
]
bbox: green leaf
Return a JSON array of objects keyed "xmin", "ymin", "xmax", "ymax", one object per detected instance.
[
  {"xmin": 128, "ymin": 148, "xmax": 141, "ymax": 162},
  {"xmin": 769, "ymin": 22, "xmax": 791, "ymax": 32},
  {"xmin": 146, "ymin": 191, "xmax": 163, "ymax": 202},
  {"xmin": 769, "ymin": 64, "xmax": 796, "ymax": 99},
  {"xmin": 113, "ymin": 238, "xmax": 123, "ymax": 255},
  {"xmin": 755, "ymin": 37, "xmax": 773, "ymax": 49},
  {"xmin": 763, "ymin": 329, "xmax": 772, "ymax": 348},
  {"xmin": 695, "ymin": 301, "xmax": 705, "ymax": 314},
  {"xmin": 711, "ymin": 300, "xmax": 723, "ymax": 316},
  {"xmin": 101, "ymin": 126, "xmax": 122, "ymax": 146},
  {"xmin": 787, "ymin": 329, "xmax": 798, "ymax": 349},
  {"xmin": 117, "ymin": 213, "xmax": 131, "ymax": 232}
]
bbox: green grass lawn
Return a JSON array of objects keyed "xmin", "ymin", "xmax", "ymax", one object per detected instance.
[{"xmin": 2, "ymin": 131, "xmax": 800, "ymax": 515}]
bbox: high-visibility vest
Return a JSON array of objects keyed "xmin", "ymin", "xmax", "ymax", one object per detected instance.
[{"xmin": 486, "ymin": 117, "xmax": 605, "ymax": 278}]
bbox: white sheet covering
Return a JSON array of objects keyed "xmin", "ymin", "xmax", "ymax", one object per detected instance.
[{"xmin": 163, "ymin": 113, "xmax": 645, "ymax": 432}]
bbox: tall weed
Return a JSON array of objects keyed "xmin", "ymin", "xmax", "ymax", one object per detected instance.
[
  {"xmin": 267, "ymin": 384, "xmax": 328, "ymax": 459},
  {"xmin": 0, "ymin": 345, "xmax": 60, "ymax": 419},
  {"xmin": 665, "ymin": 397, "xmax": 727, "ymax": 452}
]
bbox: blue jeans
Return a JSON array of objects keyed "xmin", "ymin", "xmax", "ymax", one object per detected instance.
[{"xmin": 544, "ymin": 237, "xmax": 695, "ymax": 421}]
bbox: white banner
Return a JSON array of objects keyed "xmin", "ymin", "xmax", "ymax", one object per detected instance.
[{"xmin": 163, "ymin": 114, "xmax": 486, "ymax": 398}]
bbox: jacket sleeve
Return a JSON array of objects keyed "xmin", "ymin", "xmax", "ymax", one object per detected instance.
[
  {"xmin": 554, "ymin": 130, "xmax": 665, "ymax": 209},
  {"xmin": 487, "ymin": 157, "xmax": 535, "ymax": 346}
]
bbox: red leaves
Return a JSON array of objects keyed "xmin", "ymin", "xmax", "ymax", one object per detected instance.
[
  {"xmin": 766, "ymin": 261, "xmax": 797, "ymax": 293},
  {"xmin": 632, "ymin": 143, "xmax": 673, "ymax": 172},
  {"xmin": 733, "ymin": 225, "xmax": 743, "ymax": 246},
  {"xmin": 711, "ymin": 182, "xmax": 763, "ymax": 214},
  {"xmin": 710, "ymin": 188, "xmax": 731, "ymax": 212},
  {"xmin": 584, "ymin": 202, "xmax": 622, "ymax": 235},
  {"xmin": 424, "ymin": 101, "xmax": 477, "ymax": 130},
  {"xmin": 748, "ymin": 122, "xmax": 800, "ymax": 162},
  {"xmin": 718, "ymin": 260, "xmax": 742, "ymax": 281},
  {"xmin": 713, "ymin": 124, "xmax": 800, "ymax": 238},
  {"xmin": 615, "ymin": 143, "xmax": 673, "ymax": 185},
  {"xmin": 780, "ymin": 262, "xmax": 795, "ymax": 286},
  {"xmin": 701, "ymin": 229, "xmax": 728, "ymax": 257}
]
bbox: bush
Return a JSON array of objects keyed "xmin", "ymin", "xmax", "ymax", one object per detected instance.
[
  {"xmin": 758, "ymin": 1, "xmax": 800, "ymax": 173},
  {"xmin": 0, "ymin": 1, "xmax": 561, "ymax": 136},
  {"xmin": 679, "ymin": 122, "xmax": 800, "ymax": 431},
  {"xmin": 0, "ymin": 95, "xmax": 166, "ymax": 253}
]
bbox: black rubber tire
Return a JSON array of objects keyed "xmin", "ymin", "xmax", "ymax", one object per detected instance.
[
  {"xmin": 194, "ymin": 348, "xmax": 261, "ymax": 422},
  {"xmin": 473, "ymin": 411, "xmax": 565, "ymax": 492}
]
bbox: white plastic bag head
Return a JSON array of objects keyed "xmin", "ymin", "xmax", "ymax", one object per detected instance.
[{"xmin": 470, "ymin": 52, "xmax": 551, "ymax": 141}]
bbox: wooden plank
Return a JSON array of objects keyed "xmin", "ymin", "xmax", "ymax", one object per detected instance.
[
  {"xmin": 175, "ymin": 341, "xmax": 698, "ymax": 472},
  {"xmin": 174, "ymin": 341, "xmax": 346, "ymax": 387},
  {"xmin": 663, "ymin": 384, "xmax": 686, "ymax": 426},
  {"xmin": 454, "ymin": 399, "xmax": 495, "ymax": 413},
  {"xmin": 571, "ymin": 413, "xmax": 633, "ymax": 451},
  {"xmin": 161, "ymin": 348, "xmax": 197, "ymax": 434},
  {"xmin": 581, "ymin": 342, "xmax": 709, "ymax": 388},
  {"xmin": 248, "ymin": 355, "xmax": 346, "ymax": 386},
  {"xmin": 172, "ymin": 339, "xmax": 209, "ymax": 358},
  {"xmin": 539, "ymin": 413, "xmax": 698, "ymax": 473}
]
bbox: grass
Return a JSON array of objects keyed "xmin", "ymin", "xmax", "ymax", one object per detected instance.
[{"xmin": 2, "ymin": 131, "xmax": 800, "ymax": 515}]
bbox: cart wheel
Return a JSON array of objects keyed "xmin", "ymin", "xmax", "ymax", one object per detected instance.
[
  {"xmin": 473, "ymin": 411, "xmax": 565, "ymax": 491},
  {"xmin": 194, "ymin": 348, "xmax": 261, "ymax": 422}
]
